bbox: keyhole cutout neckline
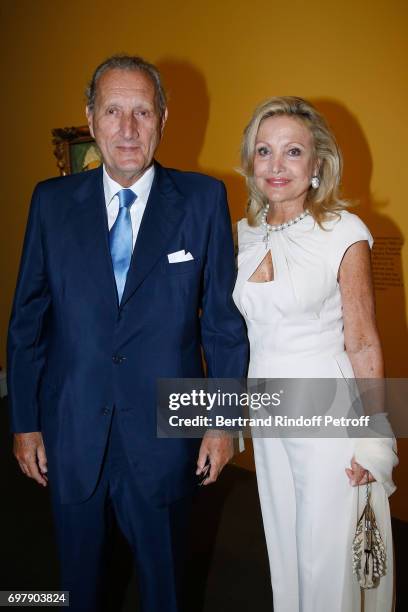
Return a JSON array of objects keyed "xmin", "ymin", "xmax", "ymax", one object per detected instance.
[{"xmin": 247, "ymin": 249, "xmax": 275, "ymax": 283}]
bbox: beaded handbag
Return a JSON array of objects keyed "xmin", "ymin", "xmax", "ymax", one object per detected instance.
[{"xmin": 352, "ymin": 477, "xmax": 386, "ymax": 588}]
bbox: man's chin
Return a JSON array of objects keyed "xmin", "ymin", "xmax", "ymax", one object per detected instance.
[{"xmin": 105, "ymin": 162, "xmax": 150, "ymax": 185}]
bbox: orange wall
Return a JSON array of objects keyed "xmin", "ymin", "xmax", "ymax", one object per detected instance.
[{"xmin": 1, "ymin": 0, "xmax": 407, "ymax": 517}]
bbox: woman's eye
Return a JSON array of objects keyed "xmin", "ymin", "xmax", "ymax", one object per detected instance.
[
  {"xmin": 107, "ymin": 107, "xmax": 118, "ymax": 115},
  {"xmin": 288, "ymin": 147, "xmax": 302, "ymax": 156},
  {"xmin": 256, "ymin": 146, "xmax": 270, "ymax": 157}
]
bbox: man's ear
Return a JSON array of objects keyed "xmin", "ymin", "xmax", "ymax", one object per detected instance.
[
  {"xmin": 85, "ymin": 106, "xmax": 95, "ymax": 139},
  {"xmin": 160, "ymin": 107, "xmax": 168, "ymax": 136}
]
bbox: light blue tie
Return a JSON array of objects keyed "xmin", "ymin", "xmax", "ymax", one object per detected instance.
[{"xmin": 109, "ymin": 189, "xmax": 137, "ymax": 302}]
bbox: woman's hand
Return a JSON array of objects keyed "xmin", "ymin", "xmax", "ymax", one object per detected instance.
[{"xmin": 345, "ymin": 456, "xmax": 375, "ymax": 486}]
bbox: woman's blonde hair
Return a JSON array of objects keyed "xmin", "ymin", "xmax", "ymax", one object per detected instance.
[{"xmin": 240, "ymin": 96, "xmax": 347, "ymax": 226}]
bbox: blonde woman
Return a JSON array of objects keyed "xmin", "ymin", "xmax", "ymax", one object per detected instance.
[{"xmin": 233, "ymin": 97, "xmax": 397, "ymax": 612}]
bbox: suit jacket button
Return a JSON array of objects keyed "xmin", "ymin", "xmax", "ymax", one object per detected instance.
[
  {"xmin": 112, "ymin": 355, "xmax": 125, "ymax": 364},
  {"xmin": 103, "ymin": 406, "xmax": 111, "ymax": 415}
]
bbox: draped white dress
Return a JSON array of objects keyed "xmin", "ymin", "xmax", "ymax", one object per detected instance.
[{"xmin": 233, "ymin": 211, "xmax": 397, "ymax": 612}]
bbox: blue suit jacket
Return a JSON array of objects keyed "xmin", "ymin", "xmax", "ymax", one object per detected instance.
[{"xmin": 7, "ymin": 162, "xmax": 248, "ymax": 505}]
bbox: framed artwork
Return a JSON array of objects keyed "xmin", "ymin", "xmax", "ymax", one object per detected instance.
[{"xmin": 52, "ymin": 126, "xmax": 102, "ymax": 175}]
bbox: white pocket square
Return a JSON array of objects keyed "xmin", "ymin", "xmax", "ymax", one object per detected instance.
[{"xmin": 167, "ymin": 250, "xmax": 194, "ymax": 263}]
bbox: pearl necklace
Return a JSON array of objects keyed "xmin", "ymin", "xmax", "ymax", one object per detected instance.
[{"xmin": 261, "ymin": 204, "xmax": 309, "ymax": 244}]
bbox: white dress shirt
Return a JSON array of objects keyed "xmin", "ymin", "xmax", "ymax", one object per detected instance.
[{"xmin": 103, "ymin": 164, "xmax": 155, "ymax": 250}]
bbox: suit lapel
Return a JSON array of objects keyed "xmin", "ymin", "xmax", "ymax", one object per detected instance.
[
  {"xmin": 120, "ymin": 162, "xmax": 185, "ymax": 306},
  {"xmin": 71, "ymin": 167, "xmax": 118, "ymax": 308}
]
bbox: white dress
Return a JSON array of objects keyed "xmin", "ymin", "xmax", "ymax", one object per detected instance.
[{"xmin": 233, "ymin": 211, "xmax": 397, "ymax": 612}]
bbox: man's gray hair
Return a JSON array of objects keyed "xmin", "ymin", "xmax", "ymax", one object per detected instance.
[{"xmin": 86, "ymin": 54, "xmax": 167, "ymax": 119}]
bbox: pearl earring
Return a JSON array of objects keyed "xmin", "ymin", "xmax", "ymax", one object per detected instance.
[{"xmin": 311, "ymin": 176, "xmax": 320, "ymax": 189}]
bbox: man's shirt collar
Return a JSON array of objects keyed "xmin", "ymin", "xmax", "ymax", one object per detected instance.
[{"xmin": 103, "ymin": 164, "xmax": 155, "ymax": 207}]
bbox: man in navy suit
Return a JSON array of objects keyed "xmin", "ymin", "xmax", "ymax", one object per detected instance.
[{"xmin": 8, "ymin": 55, "xmax": 248, "ymax": 611}]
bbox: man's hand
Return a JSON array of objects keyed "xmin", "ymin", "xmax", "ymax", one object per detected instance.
[
  {"xmin": 196, "ymin": 430, "xmax": 234, "ymax": 486},
  {"xmin": 13, "ymin": 432, "xmax": 48, "ymax": 487}
]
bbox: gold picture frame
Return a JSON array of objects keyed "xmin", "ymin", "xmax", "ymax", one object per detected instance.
[{"xmin": 52, "ymin": 126, "xmax": 102, "ymax": 175}]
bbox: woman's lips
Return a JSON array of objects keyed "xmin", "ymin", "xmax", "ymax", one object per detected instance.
[{"xmin": 266, "ymin": 178, "xmax": 290, "ymax": 187}]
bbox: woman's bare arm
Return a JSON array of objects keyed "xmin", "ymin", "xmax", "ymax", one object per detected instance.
[
  {"xmin": 339, "ymin": 240, "xmax": 383, "ymax": 378},
  {"xmin": 338, "ymin": 240, "xmax": 384, "ymax": 485}
]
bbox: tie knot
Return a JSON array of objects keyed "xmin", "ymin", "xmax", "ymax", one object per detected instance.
[{"xmin": 117, "ymin": 189, "xmax": 137, "ymax": 210}]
